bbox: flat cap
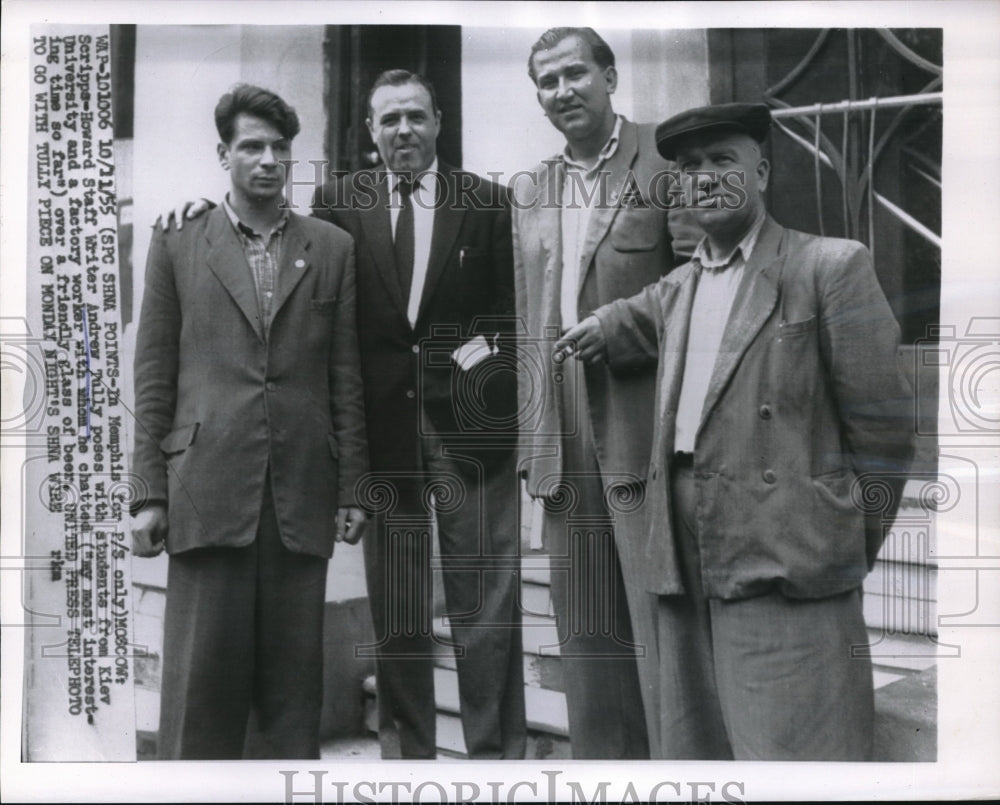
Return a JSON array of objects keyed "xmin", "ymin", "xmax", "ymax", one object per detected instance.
[{"xmin": 655, "ymin": 102, "xmax": 771, "ymax": 160}]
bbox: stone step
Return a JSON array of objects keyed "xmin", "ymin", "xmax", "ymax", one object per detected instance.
[
  {"xmin": 361, "ymin": 694, "xmax": 571, "ymax": 760},
  {"xmin": 520, "ymin": 554, "xmax": 551, "ymax": 586},
  {"xmin": 360, "ymin": 659, "xmax": 923, "ymax": 760},
  {"xmin": 863, "ymin": 590, "xmax": 937, "ymax": 634},
  {"xmin": 863, "ymin": 628, "xmax": 949, "ymax": 672},
  {"xmin": 362, "ymin": 666, "xmax": 569, "ymax": 737},
  {"xmin": 432, "ymin": 637, "xmax": 565, "ymax": 691},
  {"xmin": 864, "ymin": 558, "xmax": 937, "ymax": 599},
  {"xmin": 362, "ymin": 664, "xmax": 571, "ymax": 759},
  {"xmin": 518, "ymin": 573, "xmax": 554, "ymax": 616}
]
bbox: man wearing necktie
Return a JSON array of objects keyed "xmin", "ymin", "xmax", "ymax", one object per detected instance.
[
  {"xmin": 313, "ymin": 70, "xmax": 525, "ymax": 760},
  {"xmin": 130, "ymin": 85, "xmax": 369, "ymax": 759},
  {"xmin": 558, "ymin": 103, "xmax": 916, "ymax": 759}
]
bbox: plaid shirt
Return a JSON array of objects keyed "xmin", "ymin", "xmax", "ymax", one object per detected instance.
[{"xmin": 222, "ymin": 195, "xmax": 290, "ymax": 327}]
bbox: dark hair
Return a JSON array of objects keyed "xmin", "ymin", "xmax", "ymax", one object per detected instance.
[
  {"xmin": 528, "ymin": 27, "xmax": 616, "ymax": 84},
  {"xmin": 365, "ymin": 69, "xmax": 439, "ymax": 119},
  {"xmin": 214, "ymin": 84, "xmax": 301, "ymax": 144}
]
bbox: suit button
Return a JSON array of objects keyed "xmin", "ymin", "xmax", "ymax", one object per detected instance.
[
  {"xmin": 759, "ymin": 404, "xmax": 772, "ymax": 419},
  {"xmin": 266, "ymin": 382, "xmax": 276, "ymax": 391},
  {"xmin": 763, "ymin": 469, "xmax": 776, "ymax": 484},
  {"xmin": 406, "ymin": 390, "xmax": 415, "ymax": 399},
  {"xmin": 411, "ymin": 344, "xmax": 419, "ymax": 354}
]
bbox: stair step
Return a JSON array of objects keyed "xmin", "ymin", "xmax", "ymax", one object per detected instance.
[
  {"xmin": 362, "ymin": 696, "xmax": 570, "ymax": 759},
  {"xmin": 863, "ymin": 591, "xmax": 937, "ymax": 634},
  {"xmin": 432, "ymin": 612, "xmax": 561, "ymax": 659},
  {"xmin": 873, "ymin": 668, "xmax": 908, "ymax": 690},
  {"xmin": 864, "ymin": 628, "xmax": 947, "ymax": 672},
  {"xmin": 432, "ymin": 643, "xmax": 565, "ymax": 691},
  {"xmin": 519, "ymin": 576, "xmax": 553, "ymax": 617},
  {"xmin": 520, "ymin": 554, "xmax": 551, "ymax": 586},
  {"xmin": 363, "ymin": 666, "xmax": 569, "ymax": 737}
]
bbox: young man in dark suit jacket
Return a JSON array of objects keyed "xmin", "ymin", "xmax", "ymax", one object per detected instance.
[
  {"xmin": 312, "ymin": 70, "xmax": 525, "ymax": 760},
  {"xmin": 131, "ymin": 85, "xmax": 369, "ymax": 759}
]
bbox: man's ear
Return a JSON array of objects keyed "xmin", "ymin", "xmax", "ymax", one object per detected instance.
[
  {"xmin": 757, "ymin": 157, "xmax": 770, "ymax": 194},
  {"xmin": 217, "ymin": 142, "xmax": 229, "ymax": 170},
  {"xmin": 365, "ymin": 117, "xmax": 375, "ymax": 141},
  {"xmin": 604, "ymin": 65, "xmax": 618, "ymax": 95}
]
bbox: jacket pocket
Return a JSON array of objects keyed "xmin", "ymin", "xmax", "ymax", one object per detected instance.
[
  {"xmin": 160, "ymin": 423, "xmax": 199, "ymax": 455},
  {"xmin": 778, "ymin": 315, "xmax": 817, "ymax": 336},
  {"xmin": 610, "ymin": 207, "xmax": 661, "ymax": 252},
  {"xmin": 310, "ymin": 297, "xmax": 337, "ymax": 314},
  {"xmin": 811, "ymin": 467, "xmax": 856, "ymax": 508}
]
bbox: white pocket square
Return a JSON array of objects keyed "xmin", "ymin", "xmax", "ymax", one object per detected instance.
[{"xmin": 452, "ymin": 334, "xmax": 498, "ymax": 370}]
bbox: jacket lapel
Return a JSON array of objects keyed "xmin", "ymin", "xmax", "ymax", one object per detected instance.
[
  {"xmin": 538, "ymin": 159, "xmax": 565, "ymax": 329},
  {"xmin": 358, "ymin": 172, "xmax": 408, "ymax": 319},
  {"xmin": 204, "ymin": 206, "xmax": 265, "ymax": 343},
  {"xmin": 270, "ymin": 213, "xmax": 312, "ymax": 324},
  {"xmin": 418, "ymin": 166, "xmax": 465, "ymax": 324},
  {"xmin": 576, "ymin": 119, "xmax": 639, "ymax": 299},
  {"xmin": 658, "ymin": 266, "xmax": 698, "ymax": 448},
  {"xmin": 698, "ymin": 217, "xmax": 785, "ymax": 431}
]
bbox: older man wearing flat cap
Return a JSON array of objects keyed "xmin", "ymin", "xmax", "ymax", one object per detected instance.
[{"xmin": 558, "ymin": 102, "xmax": 915, "ymax": 760}]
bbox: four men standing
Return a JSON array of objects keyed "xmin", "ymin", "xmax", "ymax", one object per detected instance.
[{"xmin": 132, "ymin": 33, "xmax": 916, "ymax": 762}]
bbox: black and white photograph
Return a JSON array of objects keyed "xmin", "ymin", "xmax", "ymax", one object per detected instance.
[{"xmin": 1, "ymin": 1, "xmax": 998, "ymax": 801}]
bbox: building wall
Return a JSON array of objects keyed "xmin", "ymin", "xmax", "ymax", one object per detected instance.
[{"xmin": 130, "ymin": 25, "xmax": 324, "ymax": 310}]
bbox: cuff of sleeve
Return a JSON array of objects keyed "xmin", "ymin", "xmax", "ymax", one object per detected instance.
[{"xmin": 130, "ymin": 496, "xmax": 167, "ymax": 517}]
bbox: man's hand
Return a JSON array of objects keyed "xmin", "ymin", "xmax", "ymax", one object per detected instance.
[
  {"xmin": 335, "ymin": 506, "xmax": 368, "ymax": 545},
  {"xmin": 156, "ymin": 197, "xmax": 214, "ymax": 230},
  {"xmin": 131, "ymin": 504, "xmax": 168, "ymax": 557},
  {"xmin": 554, "ymin": 316, "xmax": 607, "ymax": 365}
]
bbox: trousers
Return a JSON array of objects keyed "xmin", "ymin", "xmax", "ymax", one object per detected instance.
[
  {"xmin": 362, "ymin": 419, "xmax": 526, "ymax": 759},
  {"xmin": 540, "ymin": 357, "xmax": 651, "ymax": 759},
  {"xmin": 157, "ymin": 478, "xmax": 328, "ymax": 759},
  {"xmin": 652, "ymin": 462, "xmax": 875, "ymax": 760}
]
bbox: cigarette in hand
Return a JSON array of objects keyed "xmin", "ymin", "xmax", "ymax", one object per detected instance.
[{"xmin": 553, "ymin": 343, "xmax": 574, "ymax": 363}]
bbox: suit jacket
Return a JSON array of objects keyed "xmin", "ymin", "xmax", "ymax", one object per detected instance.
[
  {"xmin": 132, "ymin": 207, "xmax": 368, "ymax": 557},
  {"xmin": 595, "ymin": 217, "xmax": 916, "ymax": 599},
  {"xmin": 312, "ymin": 164, "xmax": 517, "ymax": 502},
  {"xmin": 512, "ymin": 118, "xmax": 677, "ymax": 497}
]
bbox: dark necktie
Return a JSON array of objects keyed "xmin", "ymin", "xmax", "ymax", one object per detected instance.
[{"xmin": 394, "ymin": 178, "xmax": 415, "ymax": 299}]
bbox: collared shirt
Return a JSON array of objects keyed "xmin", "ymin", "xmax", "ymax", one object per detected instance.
[
  {"xmin": 222, "ymin": 195, "xmax": 289, "ymax": 326},
  {"xmin": 559, "ymin": 115, "xmax": 623, "ymax": 329},
  {"xmin": 674, "ymin": 210, "xmax": 767, "ymax": 453},
  {"xmin": 388, "ymin": 157, "xmax": 440, "ymax": 327}
]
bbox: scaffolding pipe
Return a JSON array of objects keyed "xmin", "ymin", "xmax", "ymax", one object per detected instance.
[
  {"xmin": 770, "ymin": 91, "xmax": 942, "ymax": 118},
  {"xmin": 874, "ymin": 193, "xmax": 942, "ymax": 249}
]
